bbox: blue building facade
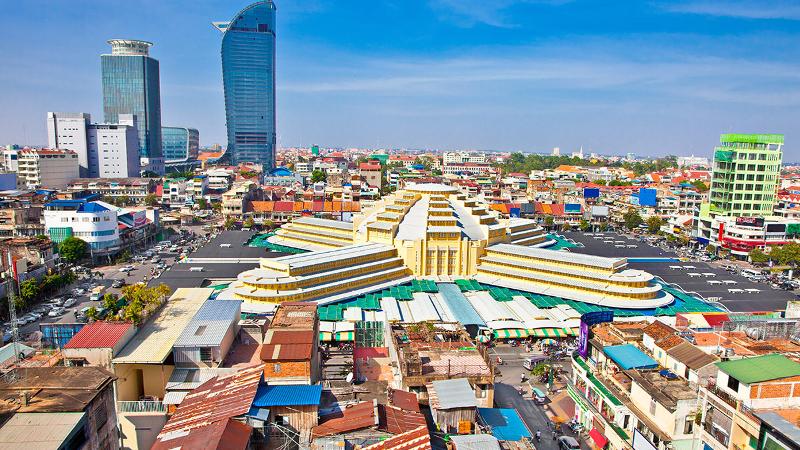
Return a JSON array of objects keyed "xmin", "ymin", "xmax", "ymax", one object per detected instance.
[
  {"xmin": 214, "ymin": 2, "xmax": 276, "ymax": 169},
  {"xmin": 101, "ymin": 39, "xmax": 164, "ymax": 175},
  {"xmin": 162, "ymin": 127, "xmax": 200, "ymax": 162}
]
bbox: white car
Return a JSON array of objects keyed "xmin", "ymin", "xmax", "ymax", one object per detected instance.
[
  {"xmin": 48, "ymin": 308, "xmax": 65, "ymax": 317},
  {"xmin": 119, "ymin": 265, "xmax": 135, "ymax": 272},
  {"xmin": 63, "ymin": 298, "xmax": 77, "ymax": 308}
]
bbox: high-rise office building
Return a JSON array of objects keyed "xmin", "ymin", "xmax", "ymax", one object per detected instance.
[
  {"xmin": 162, "ymin": 127, "xmax": 200, "ymax": 163},
  {"xmin": 101, "ymin": 39, "xmax": 164, "ymax": 175},
  {"xmin": 709, "ymin": 133, "xmax": 783, "ymax": 217},
  {"xmin": 213, "ymin": 1, "xmax": 277, "ymax": 169},
  {"xmin": 47, "ymin": 112, "xmax": 140, "ymax": 178},
  {"xmin": 47, "ymin": 112, "xmax": 91, "ymax": 177}
]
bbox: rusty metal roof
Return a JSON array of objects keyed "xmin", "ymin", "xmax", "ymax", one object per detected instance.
[
  {"xmin": 363, "ymin": 426, "xmax": 432, "ymax": 450},
  {"xmin": 387, "ymin": 388, "xmax": 420, "ymax": 413},
  {"xmin": 153, "ymin": 417, "xmax": 253, "ymax": 450},
  {"xmin": 379, "ymin": 404, "xmax": 427, "ymax": 435},
  {"xmin": 156, "ymin": 365, "xmax": 262, "ymax": 443},
  {"xmin": 311, "ymin": 400, "xmax": 379, "ymax": 438},
  {"xmin": 260, "ymin": 343, "xmax": 312, "ymax": 361},
  {"xmin": 265, "ymin": 329, "xmax": 315, "ymax": 345}
]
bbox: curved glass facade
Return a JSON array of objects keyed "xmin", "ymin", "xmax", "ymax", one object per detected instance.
[
  {"xmin": 162, "ymin": 127, "xmax": 200, "ymax": 162},
  {"xmin": 101, "ymin": 40, "xmax": 163, "ymax": 174},
  {"xmin": 216, "ymin": 1, "xmax": 276, "ymax": 169}
]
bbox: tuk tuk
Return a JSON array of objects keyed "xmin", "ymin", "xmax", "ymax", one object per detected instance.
[{"xmin": 532, "ymin": 387, "xmax": 547, "ymax": 404}]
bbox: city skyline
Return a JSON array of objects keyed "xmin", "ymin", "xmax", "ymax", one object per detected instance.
[{"xmin": 1, "ymin": 1, "xmax": 798, "ymax": 158}]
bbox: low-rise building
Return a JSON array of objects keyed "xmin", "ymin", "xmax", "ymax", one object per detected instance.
[
  {"xmin": 172, "ymin": 299, "xmax": 241, "ymax": 368},
  {"xmin": 260, "ymin": 302, "xmax": 320, "ymax": 384},
  {"xmin": 66, "ymin": 177, "xmax": 157, "ymax": 205},
  {"xmin": 63, "ymin": 321, "xmax": 136, "ymax": 370},
  {"xmin": 0, "ymin": 201, "xmax": 44, "ymax": 237},
  {"xmin": 360, "ymin": 162, "xmax": 383, "ymax": 189},
  {"xmin": 16, "ymin": 148, "xmax": 80, "ymax": 189},
  {"xmin": 0, "ymin": 366, "xmax": 119, "ymax": 450}
]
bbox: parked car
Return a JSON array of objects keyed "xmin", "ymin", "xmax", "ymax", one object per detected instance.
[
  {"xmin": 48, "ymin": 308, "xmax": 65, "ymax": 317},
  {"xmin": 119, "ymin": 265, "xmax": 135, "ymax": 272},
  {"xmin": 63, "ymin": 298, "xmax": 77, "ymax": 308},
  {"xmin": 558, "ymin": 436, "xmax": 581, "ymax": 450},
  {"xmin": 112, "ymin": 279, "xmax": 125, "ymax": 288}
]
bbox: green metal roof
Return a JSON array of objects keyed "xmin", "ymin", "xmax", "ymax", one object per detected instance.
[
  {"xmin": 720, "ymin": 133, "xmax": 784, "ymax": 145},
  {"xmin": 716, "ymin": 354, "xmax": 800, "ymax": 384}
]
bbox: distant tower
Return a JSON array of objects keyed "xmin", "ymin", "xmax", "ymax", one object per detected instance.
[
  {"xmin": 101, "ymin": 39, "xmax": 164, "ymax": 175},
  {"xmin": 214, "ymin": 1, "xmax": 277, "ymax": 170},
  {"xmin": 552, "ymin": 147, "xmax": 560, "ymax": 156}
]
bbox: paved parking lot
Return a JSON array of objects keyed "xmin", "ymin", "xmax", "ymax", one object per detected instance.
[
  {"xmin": 630, "ymin": 261, "xmax": 796, "ymax": 312},
  {"xmin": 564, "ymin": 231, "xmax": 679, "ymax": 259}
]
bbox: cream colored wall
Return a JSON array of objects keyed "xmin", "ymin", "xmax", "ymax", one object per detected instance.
[
  {"xmin": 119, "ymin": 412, "xmax": 168, "ymax": 450},
  {"xmin": 114, "ymin": 363, "xmax": 174, "ymax": 401}
]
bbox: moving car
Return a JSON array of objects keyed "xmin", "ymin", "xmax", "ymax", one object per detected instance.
[
  {"xmin": 112, "ymin": 279, "xmax": 125, "ymax": 288},
  {"xmin": 119, "ymin": 265, "xmax": 135, "ymax": 272}
]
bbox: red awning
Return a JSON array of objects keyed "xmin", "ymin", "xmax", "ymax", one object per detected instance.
[{"xmin": 589, "ymin": 428, "xmax": 608, "ymax": 448}]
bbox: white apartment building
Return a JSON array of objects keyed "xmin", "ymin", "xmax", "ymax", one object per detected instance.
[
  {"xmin": 17, "ymin": 148, "xmax": 80, "ymax": 189},
  {"xmin": 443, "ymin": 151, "xmax": 486, "ymax": 165},
  {"xmin": 43, "ymin": 199, "xmax": 120, "ymax": 253},
  {"xmin": 47, "ymin": 111, "xmax": 140, "ymax": 178},
  {"xmin": 677, "ymin": 155, "xmax": 709, "ymax": 167}
]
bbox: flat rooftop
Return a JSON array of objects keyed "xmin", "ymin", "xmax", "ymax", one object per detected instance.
[
  {"xmin": 151, "ymin": 261, "xmax": 260, "ymax": 290},
  {"xmin": 190, "ymin": 230, "xmax": 275, "ymax": 259},
  {"xmin": 626, "ymin": 370, "xmax": 697, "ymax": 411},
  {"xmin": 114, "ymin": 288, "xmax": 213, "ymax": 364},
  {"xmin": 0, "ymin": 367, "xmax": 114, "ymax": 414}
]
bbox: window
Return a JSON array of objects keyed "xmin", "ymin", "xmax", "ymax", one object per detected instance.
[
  {"xmin": 727, "ymin": 375, "xmax": 740, "ymax": 392},
  {"xmin": 649, "ymin": 399, "xmax": 657, "ymax": 415},
  {"xmin": 683, "ymin": 415, "xmax": 695, "ymax": 434},
  {"xmin": 199, "ymin": 347, "xmax": 212, "ymax": 362}
]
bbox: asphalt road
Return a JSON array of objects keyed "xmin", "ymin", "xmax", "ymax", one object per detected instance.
[
  {"xmin": 15, "ymin": 242, "xmax": 184, "ymax": 337},
  {"xmin": 489, "ymin": 344, "xmax": 590, "ymax": 450}
]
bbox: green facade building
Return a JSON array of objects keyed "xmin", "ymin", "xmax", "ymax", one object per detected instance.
[{"xmin": 709, "ymin": 133, "xmax": 783, "ymax": 217}]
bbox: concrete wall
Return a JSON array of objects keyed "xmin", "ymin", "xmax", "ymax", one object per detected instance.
[
  {"xmin": 119, "ymin": 412, "xmax": 168, "ymax": 450},
  {"xmin": 114, "ymin": 363, "xmax": 174, "ymax": 401}
]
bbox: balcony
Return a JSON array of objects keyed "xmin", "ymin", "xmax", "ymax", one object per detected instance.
[{"xmin": 703, "ymin": 421, "xmax": 730, "ymax": 447}]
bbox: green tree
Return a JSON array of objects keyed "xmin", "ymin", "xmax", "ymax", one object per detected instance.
[
  {"xmin": 102, "ymin": 293, "xmax": 121, "ymax": 315},
  {"xmin": 123, "ymin": 300, "xmax": 144, "ymax": 325},
  {"xmin": 58, "ymin": 237, "xmax": 88, "ymax": 263},
  {"xmin": 593, "ymin": 179, "xmax": 607, "ymax": 186},
  {"xmin": 144, "ymin": 193, "xmax": 159, "ymax": 206},
  {"xmin": 18, "ymin": 279, "xmax": 40, "ymax": 307},
  {"xmin": 691, "ymin": 180, "xmax": 709, "ymax": 192},
  {"xmin": 544, "ymin": 216, "xmax": 555, "ymax": 229},
  {"xmin": 432, "ymin": 169, "xmax": 442, "ymax": 176},
  {"xmin": 212, "ymin": 202, "xmax": 222, "ymax": 213},
  {"xmin": 117, "ymin": 195, "xmax": 131, "ymax": 206},
  {"xmin": 243, "ymin": 217, "xmax": 255, "ymax": 229},
  {"xmin": 749, "ymin": 248, "xmax": 769, "ymax": 265},
  {"xmin": 705, "ymin": 244, "xmax": 715, "ymax": 255},
  {"xmin": 623, "ymin": 209, "xmax": 644, "ymax": 230},
  {"xmin": 85, "ymin": 306, "xmax": 98, "ymax": 321},
  {"xmin": 771, "ymin": 243, "xmax": 800, "ymax": 266},
  {"xmin": 310, "ymin": 169, "xmax": 326, "ymax": 183},
  {"xmin": 561, "ymin": 222, "xmax": 572, "ymax": 232},
  {"xmin": 224, "ymin": 217, "xmax": 236, "ymax": 230},
  {"xmin": 579, "ymin": 219, "xmax": 591, "ymax": 232},
  {"xmin": 196, "ymin": 198, "xmax": 209, "ymax": 210},
  {"xmin": 646, "ymin": 216, "xmax": 665, "ymax": 234}
]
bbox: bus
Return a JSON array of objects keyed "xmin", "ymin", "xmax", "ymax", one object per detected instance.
[{"xmin": 89, "ymin": 286, "xmax": 105, "ymax": 302}]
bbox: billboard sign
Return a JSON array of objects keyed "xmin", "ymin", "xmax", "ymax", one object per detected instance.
[
  {"xmin": 565, "ymin": 203, "xmax": 582, "ymax": 214},
  {"xmin": 638, "ymin": 188, "xmax": 657, "ymax": 207},
  {"xmin": 510, "ymin": 207, "xmax": 521, "ymax": 218},
  {"xmin": 736, "ymin": 216, "xmax": 765, "ymax": 227},
  {"xmin": 583, "ymin": 188, "xmax": 600, "ymax": 199},
  {"xmin": 578, "ymin": 311, "xmax": 614, "ymax": 358},
  {"xmin": 132, "ymin": 210, "xmax": 147, "ymax": 227}
]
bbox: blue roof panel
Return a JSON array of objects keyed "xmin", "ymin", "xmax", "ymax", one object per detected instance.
[
  {"xmin": 603, "ymin": 344, "xmax": 659, "ymax": 370},
  {"xmin": 478, "ymin": 408, "xmax": 532, "ymax": 441},
  {"xmin": 253, "ymin": 384, "xmax": 322, "ymax": 407},
  {"xmin": 437, "ymin": 283, "xmax": 485, "ymax": 327},
  {"xmin": 78, "ymin": 202, "xmax": 109, "ymax": 213}
]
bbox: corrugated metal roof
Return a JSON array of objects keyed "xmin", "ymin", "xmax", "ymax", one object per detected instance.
[
  {"xmin": 666, "ymin": 342, "xmax": 718, "ymax": 370},
  {"xmin": 63, "ymin": 321, "xmax": 133, "ymax": 349},
  {"xmin": 114, "ymin": 288, "xmax": 213, "ymax": 364},
  {"xmin": 477, "ymin": 408, "xmax": 532, "ymax": 441},
  {"xmin": 252, "ymin": 384, "xmax": 322, "ymax": 407},
  {"xmin": 388, "ymin": 388, "xmax": 420, "ymax": 412},
  {"xmin": 264, "ymin": 329, "xmax": 315, "ymax": 345},
  {"xmin": 312, "ymin": 400, "xmax": 379, "ymax": 438},
  {"xmin": 362, "ymin": 426, "xmax": 432, "ymax": 450},
  {"xmin": 428, "ymin": 379, "xmax": 478, "ymax": 410},
  {"xmin": 449, "ymin": 434, "xmax": 501, "ymax": 450},
  {"xmin": 260, "ymin": 343, "xmax": 312, "ymax": 361},
  {"xmin": 166, "ymin": 368, "xmax": 237, "ymax": 391},
  {"xmin": 379, "ymin": 404, "xmax": 427, "ymax": 435},
  {"xmin": 0, "ymin": 412, "xmax": 86, "ymax": 449},
  {"xmin": 157, "ymin": 365, "xmax": 262, "ymax": 442},
  {"xmin": 716, "ymin": 354, "xmax": 800, "ymax": 384},
  {"xmin": 174, "ymin": 300, "xmax": 241, "ymax": 348}
]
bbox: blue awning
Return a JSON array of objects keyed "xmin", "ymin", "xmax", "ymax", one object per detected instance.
[
  {"xmin": 603, "ymin": 344, "xmax": 659, "ymax": 370},
  {"xmin": 478, "ymin": 408, "xmax": 532, "ymax": 441},
  {"xmin": 253, "ymin": 384, "xmax": 322, "ymax": 407}
]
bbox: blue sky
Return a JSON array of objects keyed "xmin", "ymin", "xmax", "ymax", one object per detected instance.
[{"xmin": 1, "ymin": 0, "xmax": 799, "ymax": 158}]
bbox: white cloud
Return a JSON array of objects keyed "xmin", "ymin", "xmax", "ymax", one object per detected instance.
[
  {"xmin": 427, "ymin": 0, "xmax": 572, "ymax": 28},
  {"xmin": 660, "ymin": 1, "xmax": 800, "ymax": 20}
]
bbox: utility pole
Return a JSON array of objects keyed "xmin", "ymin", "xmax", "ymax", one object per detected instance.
[{"xmin": 5, "ymin": 252, "xmax": 21, "ymax": 367}]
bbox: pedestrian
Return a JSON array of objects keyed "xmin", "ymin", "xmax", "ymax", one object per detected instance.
[{"xmin": 535, "ymin": 430, "xmax": 541, "ymax": 442}]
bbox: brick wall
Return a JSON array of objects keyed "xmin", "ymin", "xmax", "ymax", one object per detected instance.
[
  {"xmin": 749, "ymin": 377, "xmax": 800, "ymax": 399},
  {"xmin": 263, "ymin": 360, "xmax": 311, "ymax": 380}
]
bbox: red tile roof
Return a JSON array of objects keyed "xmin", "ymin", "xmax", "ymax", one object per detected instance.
[
  {"xmin": 63, "ymin": 322, "xmax": 133, "ymax": 349},
  {"xmin": 643, "ymin": 320, "xmax": 678, "ymax": 341},
  {"xmin": 312, "ymin": 400, "xmax": 379, "ymax": 438},
  {"xmin": 363, "ymin": 426, "xmax": 432, "ymax": 450},
  {"xmin": 360, "ymin": 163, "xmax": 381, "ymax": 170},
  {"xmin": 156, "ymin": 365, "xmax": 262, "ymax": 442}
]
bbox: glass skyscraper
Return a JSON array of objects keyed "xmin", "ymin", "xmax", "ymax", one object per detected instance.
[
  {"xmin": 214, "ymin": 1, "xmax": 276, "ymax": 169},
  {"xmin": 101, "ymin": 39, "xmax": 164, "ymax": 175},
  {"xmin": 162, "ymin": 127, "xmax": 200, "ymax": 162}
]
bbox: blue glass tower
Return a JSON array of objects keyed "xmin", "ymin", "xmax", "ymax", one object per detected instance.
[
  {"xmin": 162, "ymin": 127, "xmax": 200, "ymax": 162},
  {"xmin": 214, "ymin": 2, "xmax": 276, "ymax": 169},
  {"xmin": 101, "ymin": 39, "xmax": 164, "ymax": 175}
]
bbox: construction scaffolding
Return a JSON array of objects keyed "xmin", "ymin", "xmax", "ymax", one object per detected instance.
[{"xmin": 355, "ymin": 321, "xmax": 385, "ymax": 348}]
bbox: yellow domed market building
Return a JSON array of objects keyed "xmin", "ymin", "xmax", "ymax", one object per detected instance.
[{"xmin": 228, "ymin": 183, "xmax": 673, "ymax": 309}]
